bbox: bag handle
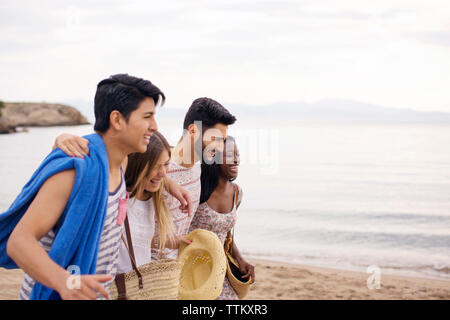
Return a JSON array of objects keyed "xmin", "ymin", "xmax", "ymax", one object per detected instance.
[{"xmin": 122, "ymin": 216, "xmax": 144, "ymax": 289}]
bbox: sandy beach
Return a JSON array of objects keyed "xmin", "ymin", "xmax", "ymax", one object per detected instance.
[
  {"xmin": 1, "ymin": 259, "xmax": 449, "ymax": 300},
  {"xmin": 245, "ymin": 259, "xmax": 450, "ymax": 300}
]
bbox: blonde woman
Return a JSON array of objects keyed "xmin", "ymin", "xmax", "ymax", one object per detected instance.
[{"xmin": 117, "ymin": 131, "xmax": 191, "ymax": 273}]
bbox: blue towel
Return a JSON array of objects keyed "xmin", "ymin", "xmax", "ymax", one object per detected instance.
[{"xmin": 0, "ymin": 133, "xmax": 110, "ymax": 300}]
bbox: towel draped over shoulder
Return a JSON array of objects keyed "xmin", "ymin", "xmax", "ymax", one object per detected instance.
[{"xmin": 0, "ymin": 133, "xmax": 110, "ymax": 300}]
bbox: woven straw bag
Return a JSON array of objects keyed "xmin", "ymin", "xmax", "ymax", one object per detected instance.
[
  {"xmin": 223, "ymin": 186, "xmax": 252, "ymax": 299},
  {"xmin": 110, "ymin": 216, "xmax": 181, "ymax": 300}
]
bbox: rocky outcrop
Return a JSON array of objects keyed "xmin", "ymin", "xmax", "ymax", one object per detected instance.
[
  {"xmin": 0, "ymin": 117, "xmax": 16, "ymax": 133},
  {"xmin": 0, "ymin": 102, "xmax": 90, "ymax": 132}
]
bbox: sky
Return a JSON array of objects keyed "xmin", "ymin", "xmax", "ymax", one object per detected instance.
[{"xmin": 1, "ymin": 0, "xmax": 450, "ymax": 112}]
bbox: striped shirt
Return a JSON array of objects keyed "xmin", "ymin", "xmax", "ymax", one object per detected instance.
[
  {"xmin": 151, "ymin": 161, "xmax": 201, "ymax": 260},
  {"xmin": 19, "ymin": 170, "xmax": 126, "ymax": 300}
]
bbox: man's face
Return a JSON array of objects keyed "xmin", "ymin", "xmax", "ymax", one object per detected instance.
[
  {"xmin": 201, "ymin": 123, "xmax": 228, "ymax": 162},
  {"xmin": 122, "ymin": 97, "xmax": 158, "ymax": 153}
]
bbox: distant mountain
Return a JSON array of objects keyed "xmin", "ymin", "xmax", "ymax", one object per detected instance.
[
  {"xmin": 63, "ymin": 98, "xmax": 450, "ymax": 125},
  {"xmin": 228, "ymin": 99, "xmax": 450, "ymax": 125}
]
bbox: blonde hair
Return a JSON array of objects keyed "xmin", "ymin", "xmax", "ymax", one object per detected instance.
[{"xmin": 125, "ymin": 131, "xmax": 175, "ymax": 256}]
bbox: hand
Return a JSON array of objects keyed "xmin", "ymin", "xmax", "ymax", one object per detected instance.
[
  {"xmin": 53, "ymin": 133, "xmax": 90, "ymax": 159},
  {"xmin": 237, "ymin": 259, "xmax": 255, "ymax": 284},
  {"xmin": 165, "ymin": 235, "xmax": 192, "ymax": 249},
  {"xmin": 58, "ymin": 274, "xmax": 113, "ymax": 300},
  {"xmin": 165, "ymin": 178, "xmax": 192, "ymax": 216}
]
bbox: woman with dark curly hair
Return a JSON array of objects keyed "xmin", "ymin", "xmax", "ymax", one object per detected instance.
[{"xmin": 190, "ymin": 136, "xmax": 255, "ymax": 300}]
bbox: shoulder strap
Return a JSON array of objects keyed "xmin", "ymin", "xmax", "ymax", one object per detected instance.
[
  {"xmin": 122, "ymin": 216, "xmax": 144, "ymax": 289},
  {"xmin": 226, "ymin": 185, "xmax": 239, "ymax": 247},
  {"xmin": 124, "ymin": 216, "xmax": 136, "ymax": 264},
  {"xmin": 233, "ymin": 184, "xmax": 239, "ymax": 209}
]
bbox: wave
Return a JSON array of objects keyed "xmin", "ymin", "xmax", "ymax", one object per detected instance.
[
  {"xmin": 239, "ymin": 209, "xmax": 450, "ymax": 240},
  {"xmin": 242, "ymin": 250, "xmax": 450, "ymax": 280},
  {"xmin": 266, "ymin": 227, "xmax": 450, "ymax": 249},
  {"xmin": 244, "ymin": 208, "xmax": 450, "ymax": 221}
]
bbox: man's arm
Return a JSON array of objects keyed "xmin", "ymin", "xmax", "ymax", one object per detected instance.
[
  {"xmin": 52, "ymin": 133, "xmax": 190, "ymax": 213},
  {"xmin": 165, "ymin": 177, "xmax": 192, "ymax": 216},
  {"xmin": 7, "ymin": 170, "xmax": 111, "ymax": 299},
  {"xmin": 53, "ymin": 133, "xmax": 129, "ymax": 173}
]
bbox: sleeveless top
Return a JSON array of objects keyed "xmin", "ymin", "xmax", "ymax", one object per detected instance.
[
  {"xmin": 189, "ymin": 184, "xmax": 243, "ymax": 300},
  {"xmin": 19, "ymin": 169, "xmax": 126, "ymax": 300}
]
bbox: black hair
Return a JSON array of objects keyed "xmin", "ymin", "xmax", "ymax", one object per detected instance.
[
  {"xmin": 199, "ymin": 160, "xmax": 221, "ymax": 204},
  {"xmin": 199, "ymin": 136, "xmax": 237, "ymax": 204},
  {"xmin": 94, "ymin": 73, "xmax": 165, "ymax": 133},
  {"xmin": 183, "ymin": 97, "xmax": 236, "ymax": 131}
]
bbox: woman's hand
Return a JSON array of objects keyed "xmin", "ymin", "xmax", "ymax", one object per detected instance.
[
  {"xmin": 165, "ymin": 235, "xmax": 192, "ymax": 249},
  {"xmin": 230, "ymin": 240, "xmax": 255, "ymax": 283},
  {"xmin": 53, "ymin": 133, "xmax": 90, "ymax": 159},
  {"xmin": 237, "ymin": 258, "xmax": 255, "ymax": 284}
]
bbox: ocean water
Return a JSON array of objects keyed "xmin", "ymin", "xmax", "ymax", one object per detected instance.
[{"xmin": 0, "ymin": 119, "xmax": 449, "ymax": 280}]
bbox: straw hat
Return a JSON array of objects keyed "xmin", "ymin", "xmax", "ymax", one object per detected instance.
[{"xmin": 178, "ymin": 229, "xmax": 227, "ymax": 300}]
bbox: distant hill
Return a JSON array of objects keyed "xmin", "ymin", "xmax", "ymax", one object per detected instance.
[
  {"xmin": 228, "ymin": 99, "xmax": 450, "ymax": 125},
  {"xmin": 62, "ymin": 98, "xmax": 450, "ymax": 125}
]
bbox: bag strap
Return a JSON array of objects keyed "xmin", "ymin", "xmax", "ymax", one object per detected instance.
[
  {"xmin": 122, "ymin": 216, "xmax": 144, "ymax": 289},
  {"xmin": 231, "ymin": 184, "xmax": 238, "ymax": 240},
  {"xmin": 123, "ymin": 216, "xmax": 137, "ymax": 264},
  {"xmin": 226, "ymin": 185, "xmax": 239, "ymax": 252},
  {"xmin": 114, "ymin": 273, "xmax": 128, "ymax": 300}
]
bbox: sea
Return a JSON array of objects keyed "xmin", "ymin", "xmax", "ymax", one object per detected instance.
[{"xmin": 0, "ymin": 114, "xmax": 449, "ymax": 281}]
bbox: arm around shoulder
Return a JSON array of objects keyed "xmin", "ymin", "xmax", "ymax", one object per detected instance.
[{"xmin": 53, "ymin": 133, "xmax": 90, "ymax": 159}]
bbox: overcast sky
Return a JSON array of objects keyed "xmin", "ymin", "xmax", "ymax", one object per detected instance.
[{"xmin": 1, "ymin": 0, "xmax": 450, "ymax": 112}]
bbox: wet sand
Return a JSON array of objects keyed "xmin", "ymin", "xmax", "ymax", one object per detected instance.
[{"xmin": 244, "ymin": 259, "xmax": 450, "ymax": 300}]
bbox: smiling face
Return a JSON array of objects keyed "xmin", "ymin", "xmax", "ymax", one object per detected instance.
[
  {"xmin": 143, "ymin": 149, "xmax": 171, "ymax": 193},
  {"xmin": 219, "ymin": 139, "xmax": 240, "ymax": 180},
  {"xmin": 121, "ymin": 97, "xmax": 158, "ymax": 154}
]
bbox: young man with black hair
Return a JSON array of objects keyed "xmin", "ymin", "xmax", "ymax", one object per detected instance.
[{"xmin": 0, "ymin": 74, "xmax": 188, "ymax": 300}]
